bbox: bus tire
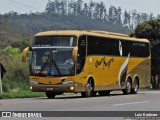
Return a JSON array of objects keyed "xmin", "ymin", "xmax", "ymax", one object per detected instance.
[
  {"xmin": 131, "ymin": 78, "xmax": 139, "ymax": 94},
  {"xmin": 98, "ymin": 90, "xmax": 110, "ymax": 96},
  {"xmin": 122, "ymin": 78, "xmax": 132, "ymax": 95},
  {"xmin": 81, "ymin": 78, "xmax": 95, "ymax": 97},
  {"xmin": 45, "ymin": 92, "xmax": 56, "ymax": 99}
]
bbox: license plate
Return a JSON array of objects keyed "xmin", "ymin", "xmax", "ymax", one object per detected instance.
[{"xmin": 46, "ymin": 88, "xmax": 53, "ymax": 91}]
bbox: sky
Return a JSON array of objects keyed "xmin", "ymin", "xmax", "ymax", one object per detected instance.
[{"xmin": 0, "ymin": 0, "xmax": 160, "ymax": 16}]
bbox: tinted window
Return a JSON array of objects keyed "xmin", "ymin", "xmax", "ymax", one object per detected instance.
[
  {"xmin": 87, "ymin": 35, "xmax": 150, "ymax": 57},
  {"xmin": 122, "ymin": 40, "xmax": 150, "ymax": 57},
  {"xmin": 87, "ymin": 36, "xmax": 119, "ymax": 56}
]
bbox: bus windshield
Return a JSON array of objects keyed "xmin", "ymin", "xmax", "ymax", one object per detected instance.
[{"xmin": 30, "ymin": 48, "xmax": 75, "ymax": 76}]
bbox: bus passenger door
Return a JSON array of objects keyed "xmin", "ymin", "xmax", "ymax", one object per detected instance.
[{"xmin": 76, "ymin": 36, "xmax": 87, "ymax": 84}]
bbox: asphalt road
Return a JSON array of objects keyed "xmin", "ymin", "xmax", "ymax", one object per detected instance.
[{"xmin": 0, "ymin": 90, "xmax": 160, "ymax": 119}]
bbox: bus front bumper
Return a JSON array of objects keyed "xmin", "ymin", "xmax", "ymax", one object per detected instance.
[{"xmin": 30, "ymin": 84, "xmax": 75, "ymax": 92}]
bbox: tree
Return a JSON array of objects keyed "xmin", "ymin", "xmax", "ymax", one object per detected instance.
[
  {"xmin": 117, "ymin": 7, "xmax": 122, "ymax": 25},
  {"xmin": 108, "ymin": 6, "xmax": 117, "ymax": 23},
  {"xmin": 131, "ymin": 10, "xmax": 137, "ymax": 28},
  {"xmin": 45, "ymin": 0, "xmax": 67, "ymax": 16},
  {"xmin": 88, "ymin": 0, "xmax": 95, "ymax": 19},
  {"xmin": 45, "ymin": 0, "xmax": 56, "ymax": 15},
  {"xmin": 68, "ymin": 0, "xmax": 77, "ymax": 16},
  {"xmin": 93, "ymin": 2, "xmax": 106, "ymax": 20},
  {"xmin": 83, "ymin": 3, "xmax": 88, "ymax": 17},
  {"xmin": 141, "ymin": 13, "xmax": 149, "ymax": 22},
  {"xmin": 134, "ymin": 19, "xmax": 160, "ymax": 43},
  {"xmin": 123, "ymin": 10, "xmax": 131, "ymax": 29},
  {"xmin": 76, "ymin": 0, "xmax": 83, "ymax": 16},
  {"xmin": 130, "ymin": 19, "xmax": 160, "ymax": 89},
  {"xmin": 11, "ymin": 40, "xmax": 31, "ymax": 51},
  {"xmin": 2, "ymin": 46, "xmax": 21, "ymax": 58}
]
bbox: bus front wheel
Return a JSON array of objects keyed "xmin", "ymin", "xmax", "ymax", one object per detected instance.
[
  {"xmin": 81, "ymin": 78, "xmax": 95, "ymax": 97},
  {"xmin": 45, "ymin": 92, "xmax": 56, "ymax": 99}
]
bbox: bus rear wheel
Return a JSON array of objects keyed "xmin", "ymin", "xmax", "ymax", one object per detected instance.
[
  {"xmin": 131, "ymin": 78, "xmax": 139, "ymax": 94},
  {"xmin": 45, "ymin": 92, "xmax": 56, "ymax": 99},
  {"xmin": 81, "ymin": 78, "xmax": 95, "ymax": 97},
  {"xmin": 122, "ymin": 78, "xmax": 132, "ymax": 95}
]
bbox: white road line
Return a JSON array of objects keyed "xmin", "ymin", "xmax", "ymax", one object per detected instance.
[{"xmin": 112, "ymin": 101, "xmax": 150, "ymax": 106}]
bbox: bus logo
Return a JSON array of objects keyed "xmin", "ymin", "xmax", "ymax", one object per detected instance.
[{"xmin": 95, "ymin": 57, "xmax": 114, "ymax": 69}]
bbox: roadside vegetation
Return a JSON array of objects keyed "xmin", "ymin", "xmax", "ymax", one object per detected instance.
[
  {"xmin": 0, "ymin": 91, "xmax": 45, "ymax": 99},
  {"xmin": 0, "ymin": 46, "xmax": 45, "ymax": 98}
]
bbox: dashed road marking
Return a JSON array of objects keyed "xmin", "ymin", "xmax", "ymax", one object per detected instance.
[{"xmin": 112, "ymin": 101, "xmax": 150, "ymax": 106}]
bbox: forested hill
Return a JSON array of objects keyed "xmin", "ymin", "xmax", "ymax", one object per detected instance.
[
  {"xmin": 1, "ymin": 12, "xmax": 129, "ymax": 34},
  {"xmin": 1, "ymin": 0, "xmax": 159, "ymax": 35},
  {"xmin": 0, "ymin": 0, "xmax": 159, "ymax": 49},
  {"xmin": 0, "ymin": 20, "xmax": 32, "ymax": 49}
]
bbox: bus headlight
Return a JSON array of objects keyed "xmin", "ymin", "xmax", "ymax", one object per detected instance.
[
  {"xmin": 70, "ymin": 86, "xmax": 74, "ymax": 90},
  {"xmin": 30, "ymin": 86, "xmax": 33, "ymax": 90},
  {"xmin": 30, "ymin": 80, "xmax": 39, "ymax": 85},
  {"xmin": 62, "ymin": 81, "xmax": 74, "ymax": 85}
]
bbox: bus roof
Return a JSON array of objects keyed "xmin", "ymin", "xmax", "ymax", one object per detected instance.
[{"xmin": 35, "ymin": 30, "xmax": 149, "ymax": 43}]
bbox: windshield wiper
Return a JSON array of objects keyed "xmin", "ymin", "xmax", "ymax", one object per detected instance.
[
  {"xmin": 38, "ymin": 57, "xmax": 61, "ymax": 76},
  {"xmin": 39, "ymin": 58, "xmax": 50, "ymax": 76},
  {"xmin": 52, "ymin": 59, "xmax": 62, "ymax": 76}
]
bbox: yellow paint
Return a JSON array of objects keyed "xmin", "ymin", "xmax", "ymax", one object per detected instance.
[{"xmin": 29, "ymin": 76, "xmax": 73, "ymax": 85}]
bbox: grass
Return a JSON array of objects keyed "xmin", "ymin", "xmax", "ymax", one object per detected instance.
[
  {"xmin": 1, "ymin": 80, "xmax": 45, "ymax": 99},
  {"xmin": 0, "ymin": 91, "xmax": 45, "ymax": 99}
]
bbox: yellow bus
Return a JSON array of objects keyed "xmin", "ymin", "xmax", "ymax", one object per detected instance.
[{"xmin": 22, "ymin": 30, "xmax": 151, "ymax": 98}]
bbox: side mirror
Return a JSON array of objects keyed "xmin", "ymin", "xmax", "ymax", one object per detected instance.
[
  {"xmin": 22, "ymin": 47, "xmax": 31, "ymax": 62},
  {"xmin": 72, "ymin": 47, "xmax": 78, "ymax": 62}
]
